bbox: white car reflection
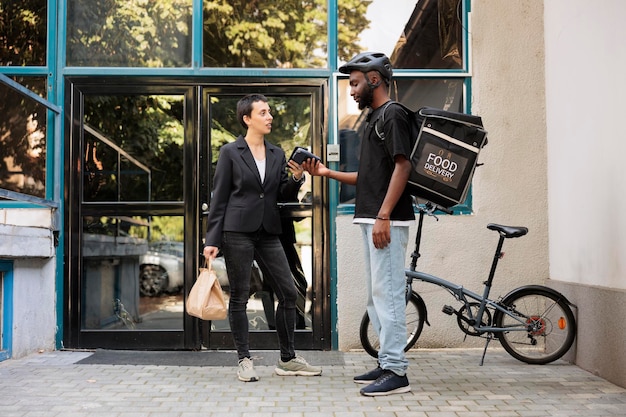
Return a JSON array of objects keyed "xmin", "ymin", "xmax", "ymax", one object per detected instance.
[
  {"xmin": 139, "ymin": 241, "xmax": 184, "ymax": 297},
  {"xmin": 211, "ymin": 257, "xmax": 261, "ymax": 290},
  {"xmin": 210, "ymin": 256, "xmax": 230, "ymax": 288},
  {"xmin": 139, "ymin": 241, "xmax": 258, "ymax": 297}
]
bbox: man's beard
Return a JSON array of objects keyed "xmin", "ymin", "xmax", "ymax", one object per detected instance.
[{"xmin": 358, "ymin": 84, "xmax": 374, "ymax": 109}]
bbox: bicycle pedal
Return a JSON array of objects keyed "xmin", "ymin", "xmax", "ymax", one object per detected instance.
[{"xmin": 442, "ymin": 305, "xmax": 456, "ymax": 315}]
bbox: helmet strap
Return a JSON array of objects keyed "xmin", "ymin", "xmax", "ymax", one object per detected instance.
[
  {"xmin": 364, "ymin": 72, "xmax": 382, "ymax": 89},
  {"xmin": 365, "ymin": 74, "xmax": 381, "ymax": 90}
]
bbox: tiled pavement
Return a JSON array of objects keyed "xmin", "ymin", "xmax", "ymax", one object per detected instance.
[{"xmin": 1, "ymin": 348, "xmax": 625, "ymax": 417}]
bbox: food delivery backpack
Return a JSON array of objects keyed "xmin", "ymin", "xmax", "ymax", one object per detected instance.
[{"xmin": 375, "ymin": 101, "xmax": 488, "ymax": 208}]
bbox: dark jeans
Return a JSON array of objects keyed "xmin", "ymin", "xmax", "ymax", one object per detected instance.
[{"xmin": 221, "ymin": 229, "xmax": 297, "ymax": 361}]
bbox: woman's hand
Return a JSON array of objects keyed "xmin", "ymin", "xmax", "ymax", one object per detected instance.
[
  {"xmin": 287, "ymin": 159, "xmax": 305, "ymax": 181},
  {"xmin": 203, "ymin": 245, "xmax": 219, "ymax": 260}
]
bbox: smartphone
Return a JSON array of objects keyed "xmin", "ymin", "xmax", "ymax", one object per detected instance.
[{"xmin": 289, "ymin": 147, "xmax": 321, "ymax": 164}]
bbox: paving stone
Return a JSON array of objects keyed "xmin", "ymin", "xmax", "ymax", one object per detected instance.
[{"xmin": 0, "ymin": 349, "xmax": 625, "ymax": 417}]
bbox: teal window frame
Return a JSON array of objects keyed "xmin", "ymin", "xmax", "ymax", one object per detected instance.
[
  {"xmin": 0, "ymin": 260, "xmax": 14, "ymax": 362},
  {"xmin": 331, "ymin": 0, "xmax": 475, "ymax": 216},
  {"xmin": 0, "ymin": 0, "xmax": 61, "ymax": 209},
  {"xmin": 0, "ymin": 0, "xmax": 472, "ymax": 352},
  {"xmin": 0, "ymin": 74, "xmax": 62, "ymax": 210},
  {"xmin": 2, "ymin": 0, "xmax": 472, "ymax": 209},
  {"xmin": 0, "ymin": 1, "xmax": 63, "ymax": 349}
]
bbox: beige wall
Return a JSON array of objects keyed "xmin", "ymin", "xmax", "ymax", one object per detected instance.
[
  {"xmin": 336, "ymin": 0, "xmax": 626, "ymax": 390},
  {"xmin": 544, "ymin": 0, "xmax": 626, "ymax": 388},
  {"xmin": 544, "ymin": 1, "xmax": 626, "ymax": 290},
  {"xmin": 336, "ymin": 1, "xmax": 550, "ymax": 351}
]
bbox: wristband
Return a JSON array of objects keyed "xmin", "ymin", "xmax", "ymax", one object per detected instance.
[{"xmin": 375, "ymin": 216, "xmax": 389, "ymax": 221}]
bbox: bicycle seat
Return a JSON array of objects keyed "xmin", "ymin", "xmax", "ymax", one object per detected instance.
[{"xmin": 487, "ymin": 224, "xmax": 528, "ymax": 238}]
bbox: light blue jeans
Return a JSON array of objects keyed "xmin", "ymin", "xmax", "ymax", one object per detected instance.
[{"xmin": 360, "ymin": 223, "xmax": 410, "ymax": 376}]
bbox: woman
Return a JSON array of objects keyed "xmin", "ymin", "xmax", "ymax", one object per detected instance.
[{"xmin": 203, "ymin": 94, "xmax": 321, "ymax": 382}]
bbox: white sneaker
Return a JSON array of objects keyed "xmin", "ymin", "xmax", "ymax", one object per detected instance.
[{"xmin": 237, "ymin": 357, "xmax": 259, "ymax": 382}]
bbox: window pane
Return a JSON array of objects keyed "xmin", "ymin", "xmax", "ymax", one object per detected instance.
[
  {"xmin": 336, "ymin": 77, "xmax": 464, "ymax": 203},
  {"xmin": 0, "ymin": 0, "xmax": 47, "ymax": 66},
  {"xmin": 203, "ymin": 0, "xmax": 327, "ymax": 68},
  {"xmin": 338, "ymin": 0, "xmax": 464, "ymax": 70},
  {"xmin": 82, "ymin": 215, "xmax": 184, "ymax": 330},
  {"xmin": 66, "ymin": 0, "xmax": 192, "ymax": 67},
  {"xmin": 83, "ymin": 95, "xmax": 184, "ymax": 202},
  {"xmin": 0, "ymin": 77, "xmax": 47, "ymax": 198}
]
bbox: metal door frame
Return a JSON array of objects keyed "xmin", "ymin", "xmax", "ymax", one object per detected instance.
[
  {"xmin": 63, "ymin": 77, "xmax": 330, "ymax": 351},
  {"xmin": 199, "ymin": 80, "xmax": 330, "ymax": 351}
]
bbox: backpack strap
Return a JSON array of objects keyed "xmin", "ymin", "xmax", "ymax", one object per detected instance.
[{"xmin": 373, "ymin": 100, "xmax": 396, "ymax": 140}]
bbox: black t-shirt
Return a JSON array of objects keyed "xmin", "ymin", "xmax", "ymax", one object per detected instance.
[{"xmin": 354, "ymin": 102, "xmax": 415, "ymax": 221}]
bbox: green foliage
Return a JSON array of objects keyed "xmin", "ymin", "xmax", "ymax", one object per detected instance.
[
  {"xmin": 129, "ymin": 215, "xmax": 184, "ymax": 241},
  {"xmin": 0, "ymin": 78, "xmax": 47, "ymax": 197},
  {"xmin": 0, "ymin": 0, "xmax": 48, "ymax": 196},
  {"xmin": 64, "ymin": 0, "xmax": 370, "ymax": 68},
  {"xmin": 1, "ymin": 0, "xmax": 371, "ymax": 201},
  {"xmin": 209, "ymin": 95, "xmax": 311, "ymax": 157},
  {"xmin": 149, "ymin": 216, "xmax": 184, "ymax": 241},
  {"xmin": 83, "ymin": 95, "xmax": 185, "ymax": 202},
  {"xmin": 2, "ymin": 0, "xmax": 372, "ymax": 72},
  {"xmin": 203, "ymin": 0, "xmax": 328, "ymax": 68},
  {"xmin": 66, "ymin": 0, "xmax": 192, "ymax": 67},
  {"xmin": 201, "ymin": 0, "xmax": 372, "ymax": 68},
  {"xmin": 338, "ymin": 0, "xmax": 373, "ymax": 62},
  {"xmin": 0, "ymin": 0, "xmax": 47, "ymax": 66}
]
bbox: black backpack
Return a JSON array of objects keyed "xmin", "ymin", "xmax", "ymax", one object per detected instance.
[{"xmin": 374, "ymin": 101, "xmax": 488, "ymax": 208}]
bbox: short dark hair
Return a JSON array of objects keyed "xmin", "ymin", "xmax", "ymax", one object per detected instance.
[{"xmin": 237, "ymin": 94, "xmax": 269, "ymax": 129}]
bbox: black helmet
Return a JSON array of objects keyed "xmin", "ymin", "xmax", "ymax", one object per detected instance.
[{"xmin": 338, "ymin": 52, "xmax": 393, "ymax": 81}]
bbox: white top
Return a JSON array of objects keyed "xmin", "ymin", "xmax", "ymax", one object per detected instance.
[{"xmin": 254, "ymin": 158, "xmax": 266, "ymax": 183}]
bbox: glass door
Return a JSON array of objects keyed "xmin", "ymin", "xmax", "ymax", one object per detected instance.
[
  {"xmin": 200, "ymin": 84, "xmax": 329, "ymax": 350},
  {"xmin": 65, "ymin": 81, "xmax": 199, "ymax": 349},
  {"xmin": 64, "ymin": 79, "xmax": 329, "ymax": 351}
]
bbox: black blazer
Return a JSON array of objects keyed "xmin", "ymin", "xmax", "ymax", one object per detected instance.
[{"xmin": 205, "ymin": 135, "xmax": 301, "ymax": 248}]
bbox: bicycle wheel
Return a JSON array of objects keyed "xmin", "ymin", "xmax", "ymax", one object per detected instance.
[
  {"xmin": 359, "ymin": 292, "xmax": 425, "ymax": 358},
  {"xmin": 494, "ymin": 287, "xmax": 576, "ymax": 364}
]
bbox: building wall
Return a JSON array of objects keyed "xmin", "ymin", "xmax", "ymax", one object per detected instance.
[
  {"xmin": 2, "ymin": 1, "xmax": 624, "ymax": 389},
  {"xmin": 0, "ymin": 209, "xmax": 57, "ymax": 359},
  {"xmin": 337, "ymin": 0, "xmax": 550, "ymax": 351},
  {"xmin": 337, "ymin": 0, "xmax": 626, "ymax": 390},
  {"xmin": 544, "ymin": 0, "xmax": 626, "ymax": 388}
]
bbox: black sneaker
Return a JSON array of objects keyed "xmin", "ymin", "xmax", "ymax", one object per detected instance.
[
  {"xmin": 359, "ymin": 370, "xmax": 411, "ymax": 397},
  {"xmin": 353, "ymin": 366, "xmax": 384, "ymax": 384}
]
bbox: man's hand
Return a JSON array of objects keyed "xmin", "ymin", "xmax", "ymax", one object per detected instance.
[
  {"xmin": 302, "ymin": 158, "xmax": 330, "ymax": 177},
  {"xmin": 372, "ymin": 219, "xmax": 391, "ymax": 249}
]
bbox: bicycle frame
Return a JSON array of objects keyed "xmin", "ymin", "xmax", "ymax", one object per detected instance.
[
  {"xmin": 405, "ymin": 270, "xmax": 530, "ymax": 334},
  {"xmin": 361, "ymin": 201, "xmax": 577, "ymax": 365},
  {"xmin": 406, "ymin": 203, "xmax": 530, "ymax": 335}
]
